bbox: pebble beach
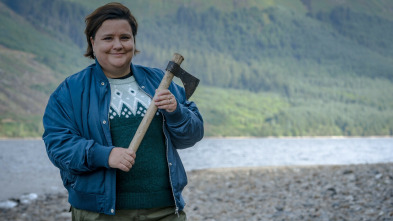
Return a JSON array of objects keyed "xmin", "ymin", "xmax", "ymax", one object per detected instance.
[{"xmin": 1, "ymin": 163, "xmax": 392, "ymax": 221}]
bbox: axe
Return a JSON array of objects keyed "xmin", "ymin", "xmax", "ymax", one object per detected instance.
[{"xmin": 128, "ymin": 53, "xmax": 199, "ymax": 153}]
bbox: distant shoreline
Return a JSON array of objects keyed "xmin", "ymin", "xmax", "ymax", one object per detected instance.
[
  {"xmin": 1, "ymin": 135, "xmax": 392, "ymax": 141},
  {"xmin": 204, "ymin": 135, "xmax": 393, "ymax": 139}
]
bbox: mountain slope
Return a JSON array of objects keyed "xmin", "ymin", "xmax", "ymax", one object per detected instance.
[
  {"xmin": 0, "ymin": 45, "xmax": 58, "ymax": 137},
  {"xmin": 0, "ymin": 0, "xmax": 392, "ymax": 137}
]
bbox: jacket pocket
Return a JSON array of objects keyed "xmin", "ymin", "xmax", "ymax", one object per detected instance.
[
  {"xmin": 60, "ymin": 170, "xmax": 76, "ymax": 187},
  {"xmin": 72, "ymin": 170, "xmax": 105, "ymax": 194}
]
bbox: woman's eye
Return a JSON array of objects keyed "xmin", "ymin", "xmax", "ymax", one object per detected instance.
[
  {"xmin": 121, "ymin": 36, "xmax": 131, "ymax": 40},
  {"xmin": 103, "ymin": 37, "xmax": 112, "ymax": 40}
]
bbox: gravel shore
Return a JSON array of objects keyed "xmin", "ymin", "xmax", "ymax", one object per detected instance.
[{"xmin": 1, "ymin": 163, "xmax": 392, "ymax": 221}]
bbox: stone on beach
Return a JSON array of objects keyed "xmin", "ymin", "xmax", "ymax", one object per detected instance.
[
  {"xmin": 183, "ymin": 163, "xmax": 393, "ymax": 220},
  {"xmin": 1, "ymin": 163, "xmax": 392, "ymax": 221}
]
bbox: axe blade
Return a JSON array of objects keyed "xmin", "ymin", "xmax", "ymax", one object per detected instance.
[
  {"xmin": 166, "ymin": 61, "xmax": 200, "ymax": 99},
  {"xmin": 181, "ymin": 71, "xmax": 200, "ymax": 100}
]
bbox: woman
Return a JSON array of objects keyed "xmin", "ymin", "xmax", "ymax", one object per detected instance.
[{"xmin": 42, "ymin": 2, "xmax": 204, "ymax": 220}]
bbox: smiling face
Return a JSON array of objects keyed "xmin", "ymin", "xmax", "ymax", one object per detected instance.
[{"xmin": 91, "ymin": 19, "xmax": 135, "ymax": 78}]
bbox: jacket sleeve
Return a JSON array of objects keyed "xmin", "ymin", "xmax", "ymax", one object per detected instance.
[
  {"xmin": 163, "ymin": 84, "xmax": 204, "ymax": 149},
  {"xmin": 42, "ymin": 83, "xmax": 113, "ymax": 175}
]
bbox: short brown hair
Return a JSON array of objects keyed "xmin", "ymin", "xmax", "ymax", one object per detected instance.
[{"xmin": 84, "ymin": 2, "xmax": 139, "ymax": 59}]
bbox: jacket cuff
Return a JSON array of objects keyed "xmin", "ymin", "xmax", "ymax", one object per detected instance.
[
  {"xmin": 90, "ymin": 144, "xmax": 114, "ymax": 169},
  {"xmin": 164, "ymin": 102, "xmax": 187, "ymax": 125}
]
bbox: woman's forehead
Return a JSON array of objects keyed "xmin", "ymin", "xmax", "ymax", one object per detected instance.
[{"xmin": 96, "ymin": 19, "xmax": 133, "ymax": 34}]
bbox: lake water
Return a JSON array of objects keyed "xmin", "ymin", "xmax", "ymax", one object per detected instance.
[{"xmin": 0, "ymin": 137, "xmax": 392, "ymax": 201}]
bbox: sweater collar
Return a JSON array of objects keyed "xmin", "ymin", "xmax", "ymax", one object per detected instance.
[{"xmin": 93, "ymin": 60, "xmax": 141, "ymax": 81}]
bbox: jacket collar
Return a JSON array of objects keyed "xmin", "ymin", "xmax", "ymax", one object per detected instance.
[
  {"xmin": 131, "ymin": 63, "xmax": 155, "ymax": 97},
  {"xmin": 131, "ymin": 63, "xmax": 146, "ymax": 86},
  {"xmin": 93, "ymin": 59, "xmax": 109, "ymax": 83}
]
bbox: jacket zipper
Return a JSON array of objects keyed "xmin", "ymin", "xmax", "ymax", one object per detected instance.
[
  {"xmin": 162, "ymin": 116, "xmax": 180, "ymax": 216},
  {"xmin": 105, "ymin": 80, "xmax": 115, "ymax": 215},
  {"xmin": 103, "ymin": 80, "xmax": 112, "ymax": 146},
  {"xmin": 139, "ymin": 85, "xmax": 179, "ymax": 215}
]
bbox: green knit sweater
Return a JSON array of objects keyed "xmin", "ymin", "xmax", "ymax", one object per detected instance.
[{"xmin": 108, "ymin": 75, "xmax": 174, "ymax": 209}]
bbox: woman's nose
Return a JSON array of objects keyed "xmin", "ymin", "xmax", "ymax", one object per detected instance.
[{"xmin": 113, "ymin": 38, "xmax": 123, "ymax": 49}]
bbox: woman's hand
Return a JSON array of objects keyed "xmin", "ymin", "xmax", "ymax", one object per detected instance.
[
  {"xmin": 108, "ymin": 147, "xmax": 136, "ymax": 172},
  {"xmin": 154, "ymin": 89, "xmax": 177, "ymax": 112}
]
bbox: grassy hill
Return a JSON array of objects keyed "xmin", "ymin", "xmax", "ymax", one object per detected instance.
[{"xmin": 0, "ymin": 0, "xmax": 392, "ymax": 137}]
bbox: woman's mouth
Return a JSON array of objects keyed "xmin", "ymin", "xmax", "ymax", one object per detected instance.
[{"xmin": 111, "ymin": 53, "xmax": 125, "ymax": 56}]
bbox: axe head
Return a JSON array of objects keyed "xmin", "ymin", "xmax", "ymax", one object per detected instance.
[{"xmin": 166, "ymin": 61, "xmax": 200, "ymax": 100}]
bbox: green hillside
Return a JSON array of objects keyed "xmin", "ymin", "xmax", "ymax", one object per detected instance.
[{"xmin": 0, "ymin": 0, "xmax": 392, "ymax": 137}]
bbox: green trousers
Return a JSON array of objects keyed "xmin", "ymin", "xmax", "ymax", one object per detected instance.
[{"xmin": 71, "ymin": 206, "xmax": 186, "ymax": 221}]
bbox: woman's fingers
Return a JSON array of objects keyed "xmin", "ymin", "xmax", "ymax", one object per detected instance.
[
  {"xmin": 108, "ymin": 147, "xmax": 136, "ymax": 172},
  {"xmin": 154, "ymin": 89, "xmax": 177, "ymax": 112}
]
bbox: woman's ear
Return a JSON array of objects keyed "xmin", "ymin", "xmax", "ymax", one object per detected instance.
[{"xmin": 90, "ymin": 36, "xmax": 94, "ymax": 47}]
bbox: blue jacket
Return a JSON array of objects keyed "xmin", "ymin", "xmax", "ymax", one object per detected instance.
[{"xmin": 42, "ymin": 61, "xmax": 204, "ymax": 215}]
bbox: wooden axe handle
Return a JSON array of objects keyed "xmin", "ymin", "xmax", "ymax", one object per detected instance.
[{"xmin": 128, "ymin": 53, "xmax": 184, "ymax": 153}]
